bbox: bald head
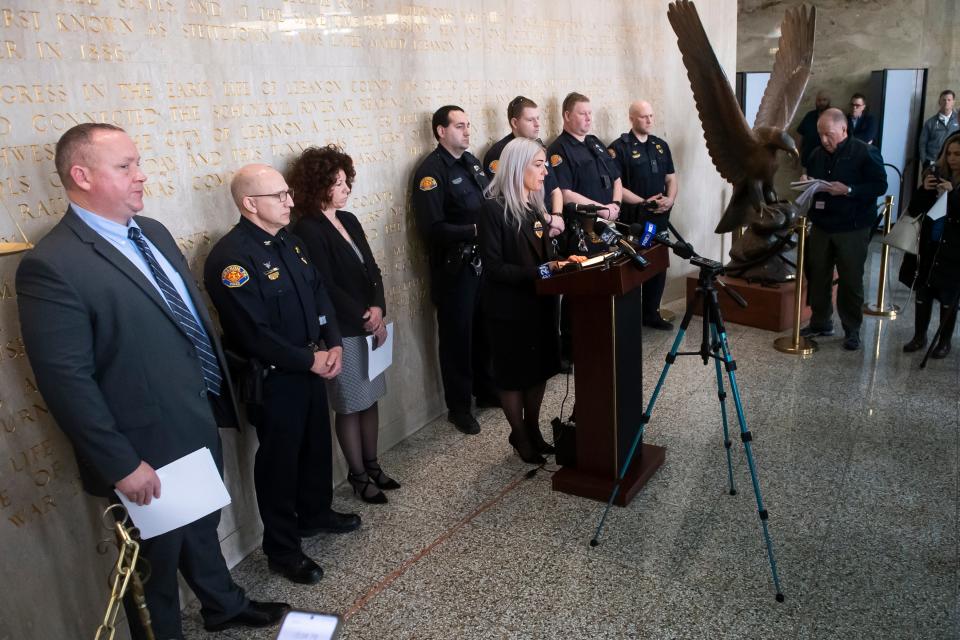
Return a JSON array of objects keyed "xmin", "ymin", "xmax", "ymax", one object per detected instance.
[
  {"xmin": 817, "ymin": 107, "xmax": 848, "ymax": 153},
  {"xmin": 629, "ymin": 100, "xmax": 655, "ymax": 137},
  {"xmin": 230, "ymin": 163, "xmax": 292, "ymax": 235},
  {"xmin": 815, "ymin": 91, "xmax": 831, "ymax": 111}
]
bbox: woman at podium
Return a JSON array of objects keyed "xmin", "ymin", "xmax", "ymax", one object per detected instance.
[{"xmin": 478, "ymin": 138, "xmax": 575, "ymax": 464}]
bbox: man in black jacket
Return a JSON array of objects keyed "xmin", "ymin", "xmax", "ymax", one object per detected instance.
[{"xmin": 801, "ymin": 108, "xmax": 888, "ymax": 350}]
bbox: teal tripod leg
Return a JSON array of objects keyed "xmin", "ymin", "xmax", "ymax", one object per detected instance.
[
  {"xmin": 711, "ymin": 324, "xmax": 737, "ymax": 496},
  {"xmin": 716, "ymin": 327, "xmax": 785, "ymax": 602},
  {"xmin": 589, "ymin": 305, "xmax": 693, "ymax": 547}
]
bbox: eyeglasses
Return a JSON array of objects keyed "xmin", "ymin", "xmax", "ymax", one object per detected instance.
[
  {"xmin": 247, "ymin": 189, "xmax": 294, "ymax": 203},
  {"xmin": 850, "ymin": 102, "xmax": 865, "ymax": 108}
]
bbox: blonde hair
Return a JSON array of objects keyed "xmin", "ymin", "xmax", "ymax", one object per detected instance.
[{"xmin": 485, "ymin": 138, "xmax": 546, "ymax": 228}]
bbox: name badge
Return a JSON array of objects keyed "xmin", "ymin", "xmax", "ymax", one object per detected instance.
[
  {"xmin": 815, "ymin": 201, "xmax": 826, "ymax": 209},
  {"xmin": 452, "ymin": 177, "xmax": 464, "ymax": 185},
  {"xmin": 319, "ymin": 315, "xmax": 327, "ymax": 325}
]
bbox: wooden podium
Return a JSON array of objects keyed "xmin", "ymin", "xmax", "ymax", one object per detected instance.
[{"xmin": 536, "ymin": 245, "xmax": 669, "ymax": 506}]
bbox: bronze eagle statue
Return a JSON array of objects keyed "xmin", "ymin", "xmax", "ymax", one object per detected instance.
[{"xmin": 668, "ymin": 1, "xmax": 817, "ymax": 234}]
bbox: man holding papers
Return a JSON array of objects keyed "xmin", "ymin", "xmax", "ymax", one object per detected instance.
[
  {"xmin": 15, "ymin": 124, "xmax": 288, "ymax": 638},
  {"xmin": 205, "ymin": 164, "xmax": 360, "ymax": 587},
  {"xmin": 800, "ymin": 108, "xmax": 887, "ymax": 351}
]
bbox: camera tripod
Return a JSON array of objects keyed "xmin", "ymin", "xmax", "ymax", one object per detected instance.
[{"xmin": 589, "ymin": 240, "xmax": 785, "ymax": 602}]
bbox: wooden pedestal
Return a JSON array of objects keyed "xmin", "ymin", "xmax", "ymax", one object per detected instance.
[{"xmin": 684, "ymin": 275, "xmax": 815, "ymax": 332}]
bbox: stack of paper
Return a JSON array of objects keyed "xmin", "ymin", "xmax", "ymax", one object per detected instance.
[{"xmin": 790, "ymin": 179, "xmax": 831, "ymax": 209}]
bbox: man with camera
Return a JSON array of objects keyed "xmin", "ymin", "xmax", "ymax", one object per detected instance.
[
  {"xmin": 412, "ymin": 105, "xmax": 498, "ymax": 435},
  {"xmin": 608, "ymin": 100, "xmax": 679, "ymax": 330}
]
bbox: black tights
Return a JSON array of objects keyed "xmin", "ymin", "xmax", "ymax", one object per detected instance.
[
  {"xmin": 499, "ymin": 382, "xmax": 546, "ymax": 441},
  {"xmin": 335, "ymin": 403, "xmax": 381, "ymax": 475}
]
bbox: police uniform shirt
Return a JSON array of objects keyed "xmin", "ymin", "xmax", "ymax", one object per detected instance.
[
  {"xmin": 546, "ymin": 130, "xmax": 621, "ymax": 204},
  {"xmin": 204, "ymin": 216, "xmax": 342, "ymax": 372},
  {"xmin": 483, "ymin": 133, "xmax": 560, "ymax": 211},
  {"xmin": 607, "ymin": 132, "xmax": 674, "ymax": 202},
  {"xmin": 411, "ymin": 144, "xmax": 489, "ymax": 262}
]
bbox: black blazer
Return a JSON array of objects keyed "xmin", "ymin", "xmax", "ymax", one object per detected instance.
[
  {"xmin": 478, "ymin": 198, "xmax": 556, "ymax": 320},
  {"xmin": 292, "ymin": 210, "xmax": 386, "ymax": 337},
  {"xmin": 15, "ymin": 208, "xmax": 241, "ymax": 496}
]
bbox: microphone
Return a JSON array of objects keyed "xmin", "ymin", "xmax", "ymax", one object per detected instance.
[
  {"xmin": 565, "ymin": 203, "xmax": 609, "ymax": 215},
  {"xmin": 629, "ymin": 223, "xmax": 694, "ymax": 259},
  {"xmin": 593, "ymin": 219, "xmax": 648, "ymax": 268}
]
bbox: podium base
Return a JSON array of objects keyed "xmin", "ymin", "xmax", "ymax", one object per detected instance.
[{"xmin": 552, "ymin": 443, "xmax": 666, "ymax": 506}]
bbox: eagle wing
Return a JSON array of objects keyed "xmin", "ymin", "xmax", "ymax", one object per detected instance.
[
  {"xmin": 668, "ymin": 0, "xmax": 757, "ymax": 185},
  {"xmin": 754, "ymin": 5, "xmax": 817, "ymax": 130}
]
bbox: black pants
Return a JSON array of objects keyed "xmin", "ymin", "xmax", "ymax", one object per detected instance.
[
  {"xmin": 641, "ymin": 270, "xmax": 667, "ymax": 321},
  {"xmin": 255, "ymin": 372, "xmax": 333, "ymax": 563},
  {"xmin": 123, "ymin": 509, "xmax": 247, "ymax": 640},
  {"xmin": 434, "ymin": 266, "xmax": 496, "ymax": 413}
]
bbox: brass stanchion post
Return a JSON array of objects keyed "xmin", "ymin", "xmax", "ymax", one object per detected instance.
[
  {"xmin": 864, "ymin": 195, "xmax": 899, "ymax": 318},
  {"xmin": 774, "ymin": 216, "xmax": 817, "ymax": 355}
]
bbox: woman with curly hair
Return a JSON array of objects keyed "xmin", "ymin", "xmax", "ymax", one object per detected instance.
[{"xmin": 288, "ymin": 145, "xmax": 399, "ymax": 503}]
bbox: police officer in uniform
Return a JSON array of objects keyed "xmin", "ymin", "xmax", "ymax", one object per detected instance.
[
  {"xmin": 483, "ymin": 96, "xmax": 564, "ymax": 236},
  {"xmin": 204, "ymin": 164, "xmax": 360, "ymax": 586},
  {"xmin": 608, "ymin": 100, "xmax": 679, "ymax": 330},
  {"xmin": 412, "ymin": 105, "xmax": 498, "ymax": 435},
  {"xmin": 546, "ymin": 92, "xmax": 623, "ymax": 367},
  {"xmin": 547, "ymin": 92, "xmax": 623, "ymax": 255}
]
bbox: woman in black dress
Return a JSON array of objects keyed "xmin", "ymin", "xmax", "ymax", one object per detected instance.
[
  {"xmin": 479, "ymin": 137, "xmax": 575, "ymax": 464},
  {"xmin": 899, "ymin": 133, "xmax": 960, "ymax": 358},
  {"xmin": 288, "ymin": 145, "xmax": 399, "ymax": 502}
]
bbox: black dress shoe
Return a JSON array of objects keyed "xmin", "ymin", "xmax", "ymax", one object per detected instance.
[
  {"xmin": 267, "ymin": 554, "xmax": 324, "ymax": 585},
  {"xmin": 448, "ymin": 411, "xmax": 481, "ymax": 434},
  {"xmin": 299, "ymin": 510, "xmax": 362, "ymax": 536},
  {"xmin": 204, "ymin": 600, "xmax": 291, "ymax": 631},
  {"xmin": 643, "ymin": 316, "xmax": 674, "ymax": 331}
]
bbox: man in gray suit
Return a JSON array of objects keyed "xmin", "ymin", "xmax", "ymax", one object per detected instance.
[{"xmin": 15, "ymin": 123, "xmax": 288, "ymax": 639}]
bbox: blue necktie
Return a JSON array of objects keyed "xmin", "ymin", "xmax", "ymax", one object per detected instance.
[{"xmin": 128, "ymin": 227, "xmax": 222, "ymax": 396}]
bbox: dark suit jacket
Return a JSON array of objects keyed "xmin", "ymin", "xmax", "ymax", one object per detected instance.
[
  {"xmin": 292, "ymin": 211, "xmax": 386, "ymax": 337},
  {"xmin": 848, "ymin": 113, "xmax": 878, "ymax": 145},
  {"xmin": 478, "ymin": 198, "xmax": 556, "ymax": 321},
  {"xmin": 15, "ymin": 208, "xmax": 241, "ymax": 496}
]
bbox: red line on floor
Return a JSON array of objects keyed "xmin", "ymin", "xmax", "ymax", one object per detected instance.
[{"xmin": 342, "ymin": 471, "xmax": 531, "ymax": 619}]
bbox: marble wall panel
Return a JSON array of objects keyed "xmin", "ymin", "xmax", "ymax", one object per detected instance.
[{"xmin": 0, "ymin": 1, "xmax": 735, "ymax": 637}]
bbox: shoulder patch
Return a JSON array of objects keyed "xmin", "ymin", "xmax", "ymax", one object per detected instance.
[
  {"xmin": 419, "ymin": 176, "xmax": 438, "ymax": 191},
  {"xmin": 550, "ymin": 154, "xmax": 563, "ymax": 167},
  {"xmin": 488, "ymin": 159, "xmax": 499, "ymax": 174},
  {"xmin": 221, "ymin": 265, "xmax": 250, "ymax": 288},
  {"xmin": 607, "ymin": 148, "xmax": 617, "ymax": 159}
]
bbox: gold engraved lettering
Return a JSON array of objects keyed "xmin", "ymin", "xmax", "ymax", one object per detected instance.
[
  {"xmin": 191, "ymin": 171, "xmax": 234, "ymax": 191},
  {"xmin": 7, "ymin": 495, "xmax": 57, "ymax": 528},
  {"xmin": 18, "ymin": 197, "xmax": 67, "ymax": 219},
  {"xmin": 32, "ymin": 108, "xmax": 159, "ymax": 133},
  {"xmin": 0, "ymin": 84, "xmax": 68, "ymax": 104},
  {"xmin": 187, "ymin": 0, "xmax": 222, "ymax": 16},
  {"xmin": 0, "ymin": 279, "xmax": 15, "ymax": 300},
  {"xmin": 142, "ymin": 179, "xmax": 176, "ymax": 198},
  {"xmin": 0, "ymin": 143, "xmax": 56, "ymax": 168},
  {"xmin": 230, "ymin": 146, "xmax": 263, "ymax": 163},
  {"xmin": 145, "ymin": 22, "xmax": 168, "ymax": 37},
  {"xmin": 9, "ymin": 437, "xmax": 55, "ymax": 474},
  {"xmin": 1, "ymin": 9, "xmax": 41, "ymax": 31},
  {"xmin": 223, "ymin": 81, "xmax": 251, "ymax": 96},
  {"xmin": 186, "ymin": 150, "xmax": 222, "ymax": 168},
  {"xmin": 162, "ymin": 128, "xmax": 202, "ymax": 149},
  {"xmin": 181, "ymin": 22, "xmax": 269, "ymax": 42},
  {"xmin": 56, "ymin": 13, "xmax": 135, "ymax": 34},
  {"xmin": 117, "ymin": 82, "xmax": 154, "ymax": 101},
  {"xmin": 79, "ymin": 43, "xmax": 126, "ymax": 62},
  {"xmin": 0, "ymin": 176, "xmax": 30, "ymax": 197},
  {"xmin": 35, "ymin": 41, "xmax": 62, "ymax": 59},
  {"xmin": 117, "ymin": 0, "xmax": 177, "ymax": 13},
  {"xmin": 81, "ymin": 83, "xmax": 107, "ymax": 101},
  {"xmin": 166, "ymin": 81, "xmax": 211, "ymax": 99},
  {"xmin": 169, "ymin": 104, "xmax": 201, "ymax": 122},
  {"xmin": 0, "ymin": 115, "xmax": 9, "ymax": 136}
]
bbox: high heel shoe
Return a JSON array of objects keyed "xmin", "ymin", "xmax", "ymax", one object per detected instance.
[
  {"xmin": 525, "ymin": 423, "xmax": 556, "ymax": 454},
  {"xmin": 364, "ymin": 459, "xmax": 401, "ymax": 490},
  {"xmin": 508, "ymin": 432, "xmax": 546, "ymax": 465},
  {"xmin": 347, "ymin": 472, "xmax": 387, "ymax": 504}
]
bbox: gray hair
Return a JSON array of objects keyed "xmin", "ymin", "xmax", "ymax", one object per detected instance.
[{"xmin": 485, "ymin": 137, "xmax": 546, "ymax": 229}]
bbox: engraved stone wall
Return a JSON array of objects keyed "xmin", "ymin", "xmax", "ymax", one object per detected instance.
[{"xmin": 0, "ymin": 2, "xmax": 734, "ymax": 637}]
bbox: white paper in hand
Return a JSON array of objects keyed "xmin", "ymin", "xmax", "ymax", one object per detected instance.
[
  {"xmin": 116, "ymin": 448, "xmax": 231, "ymax": 539},
  {"xmin": 366, "ymin": 321, "xmax": 394, "ymax": 380},
  {"xmin": 927, "ymin": 191, "xmax": 949, "ymax": 221}
]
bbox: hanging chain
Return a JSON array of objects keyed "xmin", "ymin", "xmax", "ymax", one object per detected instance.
[{"xmin": 95, "ymin": 504, "xmax": 154, "ymax": 640}]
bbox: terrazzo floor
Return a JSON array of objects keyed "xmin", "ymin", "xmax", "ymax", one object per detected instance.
[{"xmin": 186, "ymin": 243, "xmax": 959, "ymax": 639}]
